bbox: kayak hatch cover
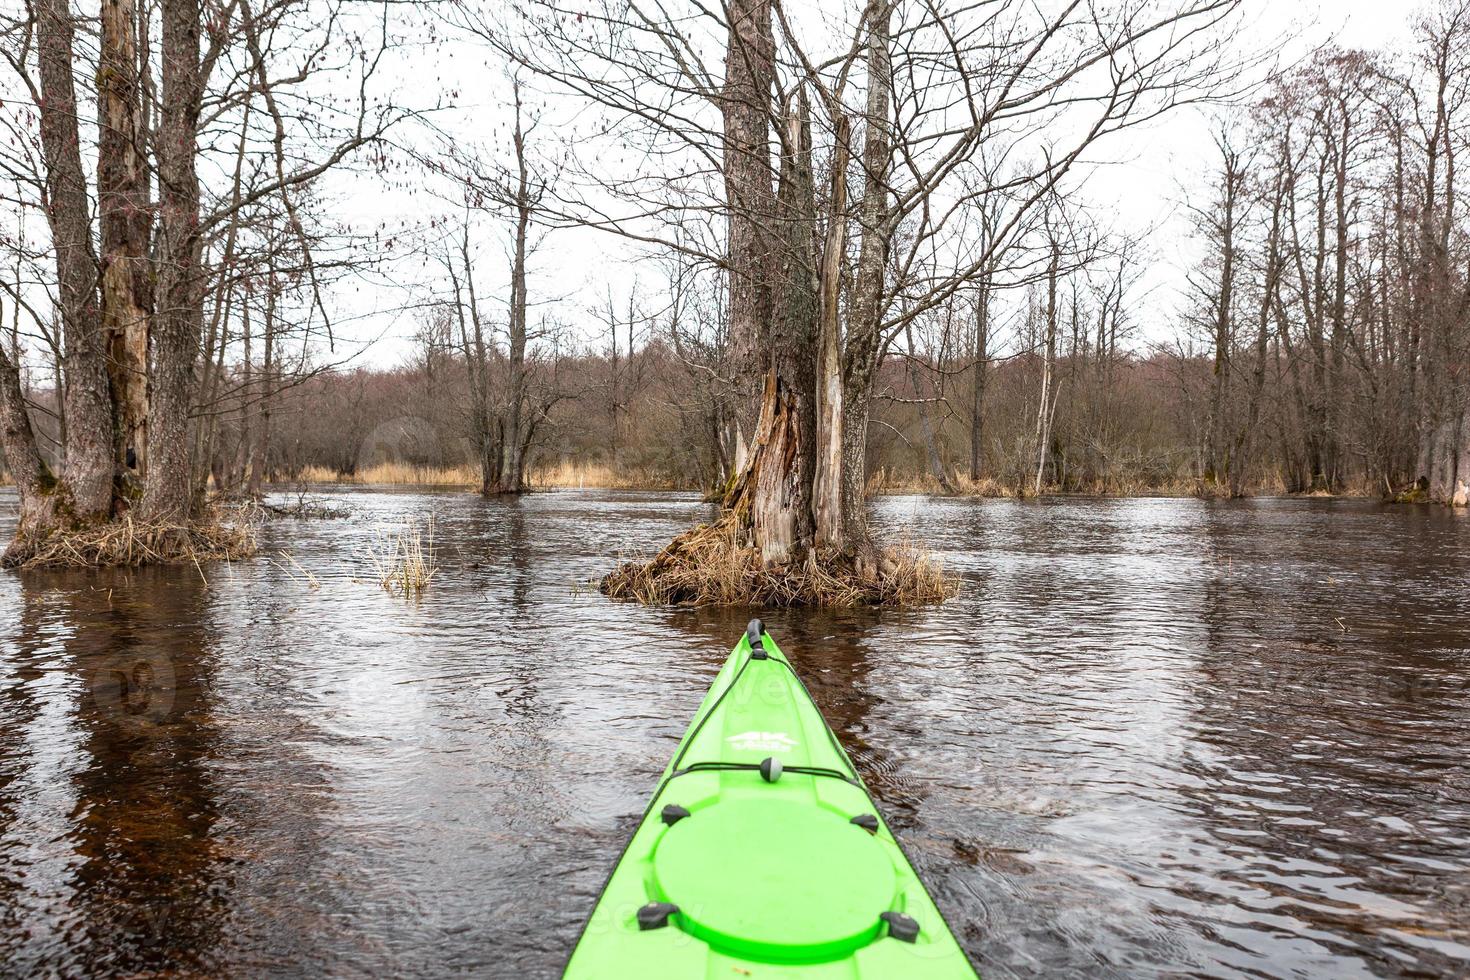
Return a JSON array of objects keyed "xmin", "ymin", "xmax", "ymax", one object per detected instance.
[{"xmin": 564, "ymin": 620, "xmax": 978, "ymax": 978}]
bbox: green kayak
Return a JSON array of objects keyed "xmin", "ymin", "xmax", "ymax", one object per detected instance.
[{"xmin": 565, "ymin": 621, "xmax": 977, "ymax": 978}]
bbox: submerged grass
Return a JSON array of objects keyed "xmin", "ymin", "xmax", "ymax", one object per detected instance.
[
  {"xmin": 599, "ymin": 517, "xmax": 958, "ymax": 608},
  {"xmin": 355, "ymin": 517, "xmax": 437, "ymax": 596}
]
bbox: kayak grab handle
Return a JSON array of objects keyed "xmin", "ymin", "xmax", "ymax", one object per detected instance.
[{"xmin": 746, "ymin": 619, "xmax": 768, "ymax": 659}]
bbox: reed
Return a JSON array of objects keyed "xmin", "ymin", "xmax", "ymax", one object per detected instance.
[
  {"xmin": 526, "ymin": 460, "xmax": 692, "ymax": 491},
  {"xmin": 295, "ymin": 463, "xmax": 477, "ymax": 486},
  {"xmin": 356, "ymin": 517, "xmax": 437, "ymax": 596},
  {"xmin": 274, "ymin": 550, "xmax": 321, "ymax": 590},
  {"xmin": 289, "ymin": 460, "xmax": 693, "ymax": 491}
]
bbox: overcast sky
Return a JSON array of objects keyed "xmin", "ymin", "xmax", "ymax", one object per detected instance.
[{"xmin": 338, "ymin": 0, "xmax": 1425, "ymax": 369}]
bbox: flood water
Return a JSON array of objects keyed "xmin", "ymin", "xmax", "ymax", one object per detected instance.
[{"xmin": 1, "ymin": 488, "xmax": 1467, "ymax": 978}]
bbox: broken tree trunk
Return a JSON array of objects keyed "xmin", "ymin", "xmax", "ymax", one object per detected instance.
[
  {"xmin": 724, "ymin": 371, "xmax": 811, "ymax": 565},
  {"xmin": 99, "ymin": 0, "xmax": 152, "ymax": 486}
]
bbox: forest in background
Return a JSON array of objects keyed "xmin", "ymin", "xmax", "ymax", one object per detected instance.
[{"xmin": 2, "ymin": 0, "xmax": 1469, "ymax": 563}]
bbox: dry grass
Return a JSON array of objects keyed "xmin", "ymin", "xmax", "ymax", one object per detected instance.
[
  {"xmin": 599, "ymin": 517, "xmax": 958, "ymax": 607},
  {"xmin": 947, "ymin": 474, "xmax": 1021, "ymax": 497},
  {"xmin": 526, "ymin": 460, "xmax": 691, "ymax": 490},
  {"xmin": 355, "ymin": 517, "xmax": 437, "ymax": 596},
  {"xmin": 296, "ymin": 463, "xmax": 478, "ymax": 487},
  {"xmin": 273, "ymin": 550, "xmax": 321, "ymax": 589},
  {"xmin": 290, "ymin": 460, "xmax": 693, "ymax": 491},
  {"xmin": 5, "ymin": 503, "xmax": 260, "ymax": 572}
]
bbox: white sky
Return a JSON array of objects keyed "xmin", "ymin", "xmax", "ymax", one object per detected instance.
[{"xmin": 335, "ymin": 0, "xmax": 1422, "ymax": 368}]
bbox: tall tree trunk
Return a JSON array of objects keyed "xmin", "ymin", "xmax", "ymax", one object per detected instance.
[
  {"xmin": 1205, "ymin": 143, "xmax": 1241, "ymax": 487},
  {"xmin": 1327, "ymin": 109, "xmax": 1351, "ymax": 491},
  {"xmin": 1034, "ymin": 241, "xmax": 1060, "ymax": 495},
  {"xmin": 608, "ymin": 296, "xmax": 621, "ymax": 466},
  {"xmin": 906, "ymin": 321, "xmax": 953, "ymax": 492},
  {"xmin": 813, "ymin": 114, "xmax": 848, "ymax": 549},
  {"xmin": 721, "ymin": 0, "xmax": 777, "ymax": 468},
  {"xmin": 239, "ymin": 285, "xmax": 253, "ymax": 490},
  {"xmin": 35, "ymin": 0, "xmax": 113, "ymax": 523},
  {"xmin": 839, "ymin": 0, "xmax": 894, "ymax": 552},
  {"xmin": 247, "ymin": 271, "xmax": 275, "ymax": 497},
  {"xmin": 970, "ymin": 279, "xmax": 990, "ymax": 482},
  {"xmin": 99, "ymin": 0, "xmax": 151, "ymax": 486},
  {"xmin": 450, "ymin": 230, "xmax": 495, "ymax": 496},
  {"xmin": 143, "ymin": 0, "xmax": 204, "ymax": 523},
  {"xmin": 723, "ymin": 95, "xmax": 821, "ymax": 565},
  {"xmin": 1231, "ymin": 170, "xmax": 1285, "ymax": 498},
  {"xmin": 496, "ymin": 86, "xmax": 532, "ymax": 494}
]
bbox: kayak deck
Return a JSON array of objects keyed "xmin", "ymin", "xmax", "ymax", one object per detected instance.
[{"xmin": 565, "ymin": 622, "xmax": 977, "ymax": 978}]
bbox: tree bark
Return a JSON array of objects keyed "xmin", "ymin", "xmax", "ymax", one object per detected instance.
[
  {"xmin": 724, "ymin": 371, "xmax": 809, "ymax": 564},
  {"xmin": 813, "ymin": 114, "xmax": 849, "ymax": 548},
  {"xmin": 759, "ymin": 95, "xmax": 819, "ymax": 560},
  {"xmin": 838, "ymin": 0, "xmax": 894, "ymax": 552},
  {"xmin": 1205, "ymin": 142, "xmax": 1241, "ymax": 487},
  {"xmin": 449, "ymin": 231, "xmax": 495, "ymax": 496},
  {"xmin": 906, "ymin": 321, "xmax": 953, "ymax": 492},
  {"xmin": 495, "ymin": 86, "xmax": 532, "ymax": 494},
  {"xmin": 969, "ymin": 279, "xmax": 990, "ymax": 482},
  {"xmin": 143, "ymin": 0, "xmax": 204, "ymax": 522},
  {"xmin": 721, "ymin": 0, "xmax": 777, "ymax": 465},
  {"xmin": 1231, "ymin": 168, "xmax": 1285, "ymax": 498},
  {"xmin": 247, "ymin": 270, "xmax": 276, "ymax": 497},
  {"xmin": 99, "ymin": 0, "xmax": 151, "ymax": 485},
  {"xmin": 1035, "ymin": 240, "xmax": 1060, "ymax": 495},
  {"xmin": 0, "ymin": 343, "xmax": 55, "ymax": 543},
  {"xmin": 35, "ymin": 0, "xmax": 113, "ymax": 522}
]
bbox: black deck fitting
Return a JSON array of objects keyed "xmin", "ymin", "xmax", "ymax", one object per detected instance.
[
  {"xmin": 660, "ymin": 804, "xmax": 691, "ymax": 826},
  {"xmin": 880, "ymin": 911, "xmax": 920, "ymax": 943},
  {"xmin": 850, "ymin": 814, "xmax": 879, "ymax": 833},
  {"xmin": 746, "ymin": 619, "xmax": 768, "ymax": 658},
  {"xmin": 637, "ymin": 902, "xmax": 680, "ymax": 931}
]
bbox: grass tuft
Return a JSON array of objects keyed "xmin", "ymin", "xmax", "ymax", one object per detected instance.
[
  {"xmin": 356, "ymin": 517, "xmax": 437, "ymax": 596},
  {"xmin": 599, "ymin": 517, "xmax": 958, "ymax": 608},
  {"xmin": 3, "ymin": 503, "xmax": 260, "ymax": 572}
]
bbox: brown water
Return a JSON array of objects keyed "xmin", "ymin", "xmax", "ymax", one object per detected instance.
[{"xmin": 1, "ymin": 489, "xmax": 1467, "ymax": 979}]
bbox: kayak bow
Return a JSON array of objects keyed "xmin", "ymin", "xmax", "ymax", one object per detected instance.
[{"xmin": 565, "ymin": 621, "xmax": 977, "ymax": 978}]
